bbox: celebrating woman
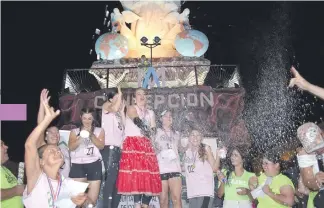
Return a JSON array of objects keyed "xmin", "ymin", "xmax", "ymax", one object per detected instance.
[
  {"xmin": 217, "ymin": 145, "xmax": 255, "ymax": 208},
  {"xmin": 36, "ymin": 89, "xmax": 71, "ymax": 178},
  {"xmin": 289, "ymin": 66, "xmax": 324, "ymax": 100},
  {"xmin": 101, "ymin": 86, "xmax": 125, "ymax": 208},
  {"xmin": 155, "ymin": 110, "xmax": 186, "ymax": 208},
  {"xmin": 116, "ymin": 88, "xmax": 161, "ymax": 208},
  {"xmin": 251, "ymin": 150, "xmax": 295, "ymax": 208},
  {"xmin": 69, "ymin": 108, "xmax": 105, "ymax": 206},
  {"xmin": 23, "ymin": 96, "xmax": 86, "ymax": 207},
  {"xmin": 184, "ymin": 129, "xmax": 219, "ymax": 208}
]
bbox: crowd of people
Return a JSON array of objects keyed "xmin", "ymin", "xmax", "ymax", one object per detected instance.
[{"xmin": 1, "ymin": 66, "xmax": 324, "ymax": 208}]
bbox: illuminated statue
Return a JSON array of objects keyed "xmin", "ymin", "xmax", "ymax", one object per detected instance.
[{"xmin": 111, "ymin": 1, "xmax": 191, "ymax": 58}]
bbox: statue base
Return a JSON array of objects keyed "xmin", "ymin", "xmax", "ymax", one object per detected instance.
[{"xmin": 90, "ymin": 57, "xmax": 211, "ymax": 88}]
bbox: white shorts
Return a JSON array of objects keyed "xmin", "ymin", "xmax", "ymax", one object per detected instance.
[{"xmin": 223, "ymin": 200, "xmax": 253, "ymax": 208}]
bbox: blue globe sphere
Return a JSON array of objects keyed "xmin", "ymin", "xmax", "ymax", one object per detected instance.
[
  {"xmin": 175, "ymin": 30, "xmax": 209, "ymax": 57},
  {"xmin": 95, "ymin": 33, "xmax": 128, "ymax": 60}
]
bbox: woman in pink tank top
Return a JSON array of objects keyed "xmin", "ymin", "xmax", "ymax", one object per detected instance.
[
  {"xmin": 23, "ymin": 91, "xmax": 87, "ymax": 208},
  {"xmin": 155, "ymin": 110, "xmax": 186, "ymax": 208},
  {"xmin": 36, "ymin": 89, "xmax": 71, "ymax": 179},
  {"xmin": 184, "ymin": 129, "xmax": 220, "ymax": 208},
  {"xmin": 100, "ymin": 86, "xmax": 125, "ymax": 208},
  {"xmin": 116, "ymin": 88, "xmax": 162, "ymax": 208},
  {"xmin": 69, "ymin": 108, "xmax": 105, "ymax": 206}
]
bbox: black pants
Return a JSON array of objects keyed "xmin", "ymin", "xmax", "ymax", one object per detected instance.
[
  {"xmin": 100, "ymin": 145, "xmax": 122, "ymax": 208},
  {"xmin": 133, "ymin": 194, "xmax": 152, "ymax": 206}
]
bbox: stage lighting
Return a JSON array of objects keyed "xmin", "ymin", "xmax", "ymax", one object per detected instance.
[
  {"xmin": 140, "ymin": 36, "xmax": 148, "ymax": 44},
  {"xmin": 153, "ymin": 36, "xmax": 161, "ymax": 44}
]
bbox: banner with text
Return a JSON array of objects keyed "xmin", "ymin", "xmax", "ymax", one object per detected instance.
[{"xmin": 58, "ymin": 86, "xmax": 248, "ymax": 143}]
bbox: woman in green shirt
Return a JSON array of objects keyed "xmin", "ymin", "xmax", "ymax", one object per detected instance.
[
  {"xmin": 217, "ymin": 145, "xmax": 255, "ymax": 208},
  {"xmin": 0, "ymin": 140, "xmax": 24, "ymax": 208},
  {"xmin": 252, "ymin": 150, "xmax": 295, "ymax": 208}
]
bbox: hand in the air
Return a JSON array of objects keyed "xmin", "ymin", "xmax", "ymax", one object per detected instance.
[
  {"xmin": 71, "ymin": 193, "xmax": 87, "ymax": 206},
  {"xmin": 42, "ymin": 97, "xmax": 60, "ymax": 122},
  {"xmin": 288, "ymin": 66, "xmax": 310, "ymax": 91},
  {"xmin": 40, "ymin": 89, "xmax": 51, "ymax": 106}
]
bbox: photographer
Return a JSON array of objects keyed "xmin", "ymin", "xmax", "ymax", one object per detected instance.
[{"xmin": 296, "ymin": 123, "xmax": 324, "ymax": 208}]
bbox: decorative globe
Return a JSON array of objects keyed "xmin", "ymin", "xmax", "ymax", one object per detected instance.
[
  {"xmin": 95, "ymin": 33, "xmax": 128, "ymax": 60},
  {"xmin": 175, "ymin": 29, "xmax": 209, "ymax": 57}
]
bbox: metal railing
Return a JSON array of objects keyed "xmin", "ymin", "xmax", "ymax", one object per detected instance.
[{"xmin": 61, "ymin": 64, "xmax": 240, "ymax": 94}]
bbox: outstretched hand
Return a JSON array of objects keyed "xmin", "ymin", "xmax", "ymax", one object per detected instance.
[
  {"xmin": 40, "ymin": 89, "xmax": 51, "ymax": 106},
  {"xmin": 288, "ymin": 66, "xmax": 310, "ymax": 91},
  {"xmin": 42, "ymin": 99, "xmax": 60, "ymax": 122}
]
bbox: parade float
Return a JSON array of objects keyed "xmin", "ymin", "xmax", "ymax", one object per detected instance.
[{"xmin": 58, "ymin": 1, "xmax": 248, "ymax": 207}]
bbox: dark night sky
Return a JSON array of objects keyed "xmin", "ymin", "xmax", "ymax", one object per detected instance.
[{"xmin": 2, "ymin": 1, "xmax": 324, "ymax": 162}]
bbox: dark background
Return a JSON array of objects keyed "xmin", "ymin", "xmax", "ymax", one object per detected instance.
[{"xmin": 2, "ymin": 1, "xmax": 324, "ymax": 162}]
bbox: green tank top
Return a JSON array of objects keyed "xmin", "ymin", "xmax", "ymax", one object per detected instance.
[
  {"xmin": 223, "ymin": 169, "xmax": 255, "ymax": 201},
  {"xmin": 307, "ymin": 191, "xmax": 317, "ymax": 208},
  {"xmin": 257, "ymin": 173, "xmax": 295, "ymax": 208}
]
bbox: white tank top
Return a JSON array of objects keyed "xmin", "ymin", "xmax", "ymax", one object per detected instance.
[
  {"xmin": 124, "ymin": 106, "xmax": 154, "ymax": 137},
  {"xmin": 58, "ymin": 144, "xmax": 70, "ymax": 178},
  {"xmin": 184, "ymin": 148, "xmax": 214, "ymax": 198},
  {"xmin": 101, "ymin": 111, "xmax": 124, "ymax": 146},
  {"xmin": 134, "ymin": 106, "xmax": 154, "ymax": 128},
  {"xmin": 70, "ymin": 127, "xmax": 103, "ymax": 164},
  {"xmin": 155, "ymin": 128, "xmax": 181, "ymax": 174},
  {"xmin": 23, "ymin": 172, "xmax": 70, "ymax": 208}
]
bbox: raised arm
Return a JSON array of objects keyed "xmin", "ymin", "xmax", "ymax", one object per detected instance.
[
  {"xmin": 25, "ymin": 101, "xmax": 60, "ymax": 194},
  {"xmin": 150, "ymin": 110, "xmax": 156, "ymax": 129},
  {"xmin": 206, "ymin": 145, "xmax": 220, "ymax": 172},
  {"xmin": 119, "ymin": 100, "xmax": 126, "ymax": 127},
  {"xmin": 36, "ymin": 89, "xmax": 51, "ymax": 148},
  {"xmin": 37, "ymin": 89, "xmax": 48, "ymax": 124},
  {"xmin": 102, "ymin": 86, "xmax": 122, "ymax": 113},
  {"xmin": 177, "ymin": 132, "xmax": 188, "ymax": 154},
  {"xmin": 289, "ymin": 66, "xmax": 324, "ymax": 100}
]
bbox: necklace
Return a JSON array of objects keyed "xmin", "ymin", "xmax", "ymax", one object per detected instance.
[
  {"xmin": 192, "ymin": 150, "xmax": 198, "ymax": 169},
  {"xmin": 46, "ymin": 174, "xmax": 62, "ymax": 207},
  {"xmin": 163, "ymin": 128, "xmax": 173, "ymax": 149},
  {"xmin": 136, "ymin": 105, "xmax": 149, "ymax": 126},
  {"xmin": 187, "ymin": 150, "xmax": 198, "ymax": 173}
]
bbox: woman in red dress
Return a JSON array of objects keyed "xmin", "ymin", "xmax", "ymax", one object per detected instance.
[{"xmin": 116, "ymin": 88, "xmax": 162, "ymax": 208}]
